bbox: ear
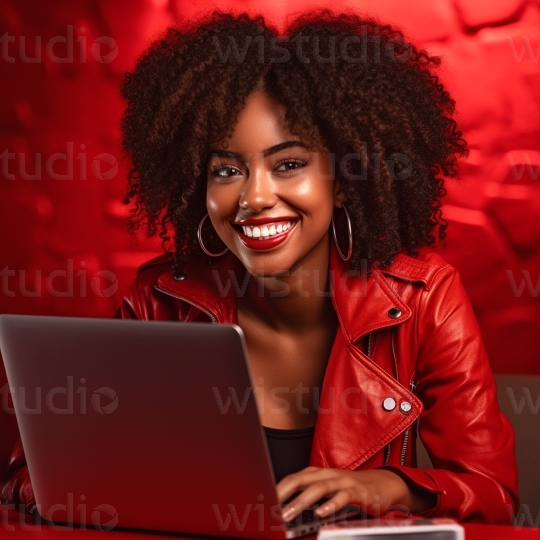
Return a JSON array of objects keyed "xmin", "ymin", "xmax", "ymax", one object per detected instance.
[{"xmin": 333, "ymin": 180, "xmax": 347, "ymax": 208}]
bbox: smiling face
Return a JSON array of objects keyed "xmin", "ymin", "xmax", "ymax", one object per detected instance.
[{"xmin": 206, "ymin": 90, "xmax": 345, "ymax": 278}]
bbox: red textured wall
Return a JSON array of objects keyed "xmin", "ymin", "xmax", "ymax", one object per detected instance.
[{"xmin": 1, "ymin": 0, "xmax": 539, "ymax": 374}]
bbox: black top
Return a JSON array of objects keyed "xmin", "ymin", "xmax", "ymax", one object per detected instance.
[{"xmin": 263, "ymin": 425, "xmax": 315, "ymax": 484}]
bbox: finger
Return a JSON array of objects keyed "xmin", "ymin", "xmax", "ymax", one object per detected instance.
[
  {"xmin": 280, "ymin": 478, "xmax": 345, "ymax": 522},
  {"xmin": 276, "ymin": 468, "xmax": 342, "ymax": 503},
  {"xmin": 314, "ymin": 489, "xmax": 355, "ymax": 518}
]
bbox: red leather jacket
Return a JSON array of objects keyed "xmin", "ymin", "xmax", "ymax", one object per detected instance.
[{"xmin": 1, "ymin": 240, "xmax": 519, "ymax": 523}]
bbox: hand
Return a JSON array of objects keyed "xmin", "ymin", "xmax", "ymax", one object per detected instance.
[{"xmin": 276, "ymin": 467, "xmax": 436, "ymax": 522}]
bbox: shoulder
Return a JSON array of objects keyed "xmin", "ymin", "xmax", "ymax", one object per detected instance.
[
  {"xmin": 133, "ymin": 252, "xmax": 175, "ymax": 284},
  {"xmin": 378, "ymin": 246, "xmax": 456, "ymax": 291},
  {"xmin": 115, "ymin": 252, "xmax": 192, "ymax": 320},
  {"xmin": 117, "ymin": 253, "xmax": 175, "ymax": 307}
]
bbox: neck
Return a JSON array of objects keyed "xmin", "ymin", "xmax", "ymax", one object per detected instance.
[{"xmin": 237, "ymin": 235, "xmax": 336, "ymax": 333}]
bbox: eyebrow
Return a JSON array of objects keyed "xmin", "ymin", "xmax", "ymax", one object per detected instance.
[{"xmin": 208, "ymin": 140, "xmax": 309, "ymax": 160}]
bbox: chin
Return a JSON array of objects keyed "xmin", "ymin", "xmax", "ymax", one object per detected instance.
[
  {"xmin": 241, "ymin": 257, "xmax": 295, "ymax": 279},
  {"xmin": 246, "ymin": 266, "xmax": 293, "ymax": 279}
]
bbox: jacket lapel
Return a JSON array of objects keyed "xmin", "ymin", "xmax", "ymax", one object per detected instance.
[
  {"xmin": 327, "ymin": 240, "xmax": 413, "ymax": 344},
  {"xmin": 309, "ymin": 243, "xmax": 423, "ymax": 470}
]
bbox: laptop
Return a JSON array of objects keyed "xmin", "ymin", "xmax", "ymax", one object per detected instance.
[{"xmin": 0, "ymin": 314, "xmax": 362, "ymax": 539}]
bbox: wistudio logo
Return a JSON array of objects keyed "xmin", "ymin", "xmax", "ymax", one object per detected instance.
[
  {"xmin": 1, "ymin": 494, "xmax": 118, "ymax": 532},
  {"xmin": 1, "ymin": 26, "xmax": 118, "ymax": 64},
  {"xmin": 0, "ymin": 259, "xmax": 118, "ymax": 299},
  {"xmin": 1, "ymin": 377, "xmax": 118, "ymax": 415},
  {"xmin": 1, "ymin": 143, "xmax": 118, "ymax": 181}
]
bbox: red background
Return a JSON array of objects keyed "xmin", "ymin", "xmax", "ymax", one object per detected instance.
[{"xmin": 1, "ymin": 0, "xmax": 539, "ymax": 374}]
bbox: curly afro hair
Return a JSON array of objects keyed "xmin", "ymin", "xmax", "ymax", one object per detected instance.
[{"xmin": 119, "ymin": 8, "xmax": 469, "ymax": 278}]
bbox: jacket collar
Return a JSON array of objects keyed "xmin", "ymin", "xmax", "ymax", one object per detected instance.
[{"xmin": 155, "ymin": 240, "xmax": 434, "ymax": 344}]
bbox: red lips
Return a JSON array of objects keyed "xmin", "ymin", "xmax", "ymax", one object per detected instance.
[
  {"xmin": 234, "ymin": 216, "xmax": 298, "ymax": 226},
  {"xmin": 235, "ymin": 220, "xmax": 298, "ymax": 250}
]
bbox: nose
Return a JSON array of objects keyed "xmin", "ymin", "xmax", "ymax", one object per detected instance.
[{"xmin": 239, "ymin": 163, "xmax": 278, "ymax": 213}]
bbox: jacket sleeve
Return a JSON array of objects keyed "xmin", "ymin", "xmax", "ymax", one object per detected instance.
[
  {"xmin": 0, "ymin": 438, "xmax": 36, "ymax": 514},
  {"xmin": 113, "ymin": 274, "xmax": 144, "ymax": 320},
  {"xmin": 379, "ymin": 264, "xmax": 519, "ymax": 524}
]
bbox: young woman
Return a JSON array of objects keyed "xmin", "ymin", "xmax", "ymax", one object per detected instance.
[{"xmin": 2, "ymin": 9, "xmax": 518, "ymax": 525}]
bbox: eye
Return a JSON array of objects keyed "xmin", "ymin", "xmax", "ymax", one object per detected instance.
[
  {"xmin": 208, "ymin": 165, "xmax": 242, "ymax": 180},
  {"xmin": 275, "ymin": 158, "xmax": 307, "ymax": 173}
]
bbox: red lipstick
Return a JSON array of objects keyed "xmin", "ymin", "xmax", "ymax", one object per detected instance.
[
  {"xmin": 234, "ymin": 216, "xmax": 298, "ymax": 226},
  {"xmin": 235, "ymin": 220, "xmax": 298, "ymax": 251}
]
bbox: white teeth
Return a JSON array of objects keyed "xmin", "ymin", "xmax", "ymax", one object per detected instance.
[{"xmin": 240, "ymin": 220, "xmax": 296, "ymax": 240}]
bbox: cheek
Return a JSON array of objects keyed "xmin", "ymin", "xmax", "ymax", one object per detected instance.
[
  {"xmin": 206, "ymin": 184, "xmax": 235, "ymax": 219},
  {"xmin": 206, "ymin": 193, "xmax": 219, "ymax": 215},
  {"xmin": 295, "ymin": 178, "xmax": 336, "ymax": 213}
]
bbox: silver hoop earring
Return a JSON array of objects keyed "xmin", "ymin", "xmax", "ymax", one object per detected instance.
[
  {"xmin": 331, "ymin": 204, "xmax": 353, "ymax": 261},
  {"xmin": 197, "ymin": 213, "xmax": 229, "ymax": 257}
]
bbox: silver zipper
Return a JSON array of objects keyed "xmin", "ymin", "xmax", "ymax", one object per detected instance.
[
  {"xmin": 153, "ymin": 285, "xmax": 218, "ymax": 324},
  {"xmin": 366, "ymin": 332, "xmax": 372, "ymax": 358},
  {"xmin": 399, "ymin": 429, "xmax": 409, "ymax": 466},
  {"xmin": 399, "ymin": 379, "xmax": 417, "ymax": 466}
]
